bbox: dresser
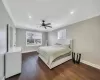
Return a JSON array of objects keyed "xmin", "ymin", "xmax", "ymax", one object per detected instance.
[{"xmin": 5, "ymin": 47, "xmax": 22, "ymax": 78}]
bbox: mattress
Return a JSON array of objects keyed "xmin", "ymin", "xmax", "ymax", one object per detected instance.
[{"xmin": 38, "ymin": 45, "xmax": 71, "ymax": 65}]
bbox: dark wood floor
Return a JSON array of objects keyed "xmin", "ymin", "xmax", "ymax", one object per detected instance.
[{"xmin": 6, "ymin": 52, "xmax": 100, "ymax": 80}]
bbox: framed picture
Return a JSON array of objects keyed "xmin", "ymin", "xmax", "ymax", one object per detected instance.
[{"xmin": 26, "ymin": 31, "xmax": 42, "ymax": 46}]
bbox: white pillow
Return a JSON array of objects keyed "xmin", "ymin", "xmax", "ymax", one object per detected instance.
[{"xmin": 55, "ymin": 43, "xmax": 62, "ymax": 45}]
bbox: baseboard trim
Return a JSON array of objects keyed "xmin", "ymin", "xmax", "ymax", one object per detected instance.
[
  {"xmin": 81, "ymin": 60, "xmax": 100, "ymax": 70},
  {"xmin": 21, "ymin": 50, "xmax": 37, "ymax": 53}
]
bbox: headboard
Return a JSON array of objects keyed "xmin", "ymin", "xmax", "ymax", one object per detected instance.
[{"xmin": 56, "ymin": 39, "xmax": 73, "ymax": 50}]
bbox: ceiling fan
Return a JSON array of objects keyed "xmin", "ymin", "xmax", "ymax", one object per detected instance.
[{"xmin": 40, "ymin": 20, "xmax": 52, "ymax": 29}]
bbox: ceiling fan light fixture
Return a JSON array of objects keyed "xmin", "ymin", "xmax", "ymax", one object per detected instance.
[
  {"xmin": 39, "ymin": 20, "xmax": 52, "ymax": 29},
  {"xmin": 29, "ymin": 16, "xmax": 32, "ymax": 19},
  {"xmin": 70, "ymin": 10, "xmax": 74, "ymax": 15}
]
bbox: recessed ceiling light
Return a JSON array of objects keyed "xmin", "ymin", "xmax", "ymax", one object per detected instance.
[
  {"xmin": 29, "ymin": 16, "xmax": 32, "ymax": 19},
  {"xmin": 70, "ymin": 11, "xmax": 74, "ymax": 15}
]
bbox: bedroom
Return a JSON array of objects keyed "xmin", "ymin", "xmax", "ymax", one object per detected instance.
[{"xmin": 0, "ymin": 0, "xmax": 100, "ymax": 80}]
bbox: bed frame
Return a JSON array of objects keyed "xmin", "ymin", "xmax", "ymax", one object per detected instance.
[{"xmin": 39, "ymin": 39, "xmax": 73, "ymax": 69}]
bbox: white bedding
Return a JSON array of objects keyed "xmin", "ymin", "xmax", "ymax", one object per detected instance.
[{"xmin": 38, "ymin": 45, "xmax": 71, "ymax": 65}]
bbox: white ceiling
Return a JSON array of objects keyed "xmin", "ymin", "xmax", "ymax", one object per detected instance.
[{"xmin": 2, "ymin": 0, "xmax": 100, "ymax": 32}]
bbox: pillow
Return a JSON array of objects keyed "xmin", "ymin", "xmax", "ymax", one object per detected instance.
[
  {"xmin": 55, "ymin": 43, "xmax": 62, "ymax": 45},
  {"xmin": 61, "ymin": 44, "xmax": 71, "ymax": 49}
]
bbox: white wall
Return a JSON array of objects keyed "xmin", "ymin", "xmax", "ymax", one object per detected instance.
[
  {"xmin": 0, "ymin": 0, "xmax": 14, "ymax": 80},
  {"xmin": 16, "ymin": 28, "xmax": 48, "ymax": 53},
  {"xmin": 9, "ymin": 27, "xmax": 13, "ymax": 48},
  {"xmin": 48, "ymin": 15, "xmax": 100, "ymax": 66}
]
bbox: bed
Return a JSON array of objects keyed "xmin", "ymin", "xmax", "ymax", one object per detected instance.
[{"xmin": 38, "ymin": 39, "xmax": 72, "ymax": 69}]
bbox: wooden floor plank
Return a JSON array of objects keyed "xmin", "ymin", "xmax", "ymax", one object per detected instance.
[{"xmin": 6, "ymin": 51, "xmax": 100, "ymax": 80}]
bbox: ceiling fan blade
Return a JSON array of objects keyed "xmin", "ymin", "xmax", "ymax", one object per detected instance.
[
  {"xmin": 39, "ymin": 25, "xmax": 42, "ymax": 27},
  {"xmin": 44, "ymin": 26, "xmax": 47, "ymax": 29},
  {"xmin": 46, "ymin": 23, "xmax": 51, "ymax": 25},
  {"xmin": 47, "ymin": 26, "xmax": 52, "ymax": 28}
]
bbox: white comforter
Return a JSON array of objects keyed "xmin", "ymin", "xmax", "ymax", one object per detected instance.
[{"xmin": 38, "ymin": 45, "xmax": 71, "ymax": 65}]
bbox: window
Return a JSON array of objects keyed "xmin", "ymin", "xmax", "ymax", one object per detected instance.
[
  {"xmin": 26, "ymin": 31, "xmax": 42, "ymax": 46},
  {"xmin": 58, "ymin": 29, "xmax": 66, "ymax": 39}
]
